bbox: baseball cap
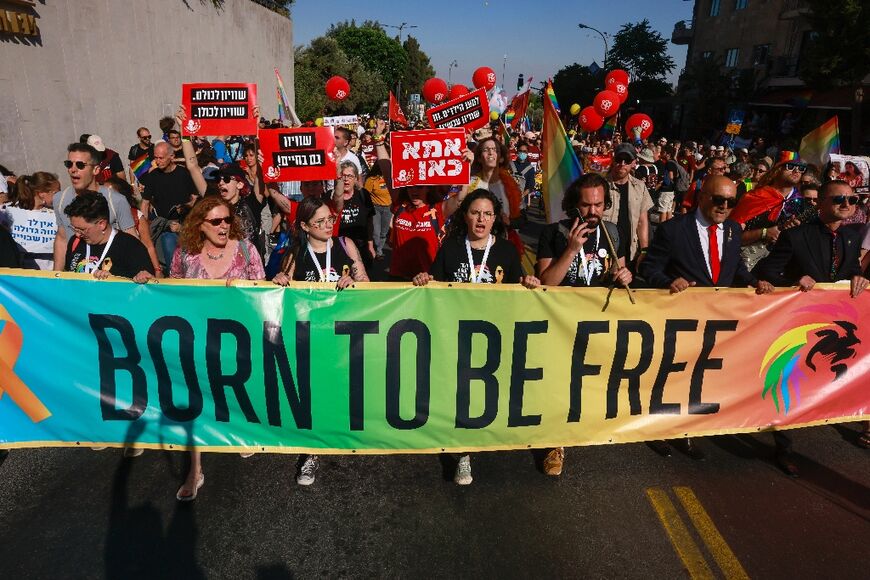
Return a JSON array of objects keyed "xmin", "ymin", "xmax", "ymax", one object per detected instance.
[
  {"xmin": 86, "ymin": 135, "xmax": 106, "ymax": 152},
  {"xmin": 637, "ymin": 148, "xmax": 655, "ymax": 163},
  {"xmin": 613, "ymin": 143, "xmax": 637, "ymax": 161},
  {"xmin": 212, "ymin": 163, "xmax": 247, "ymax": 181}
]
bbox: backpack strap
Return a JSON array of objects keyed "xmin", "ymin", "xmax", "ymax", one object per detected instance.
[{"xmin": 239, "ymin": 239, "xmax": 251, "ymax": 265}]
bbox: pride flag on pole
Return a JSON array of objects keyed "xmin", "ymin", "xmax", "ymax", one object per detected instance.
[
  {"xmin": 130, "ymin": 153, "xmax": 152, "ymax": 181},
  {"xmin": 275, "ymin": 68, "xmax": 300, "ymax": 126},
  {"xmin": 541, "ymin": 80, "xmax": 583, "ymax": 222},
  {"xmin": 799, "ymin": 116, "xmax": 840, "ymax": 168}
]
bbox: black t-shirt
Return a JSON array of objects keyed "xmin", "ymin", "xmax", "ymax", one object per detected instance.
[
  {"xmin": 615, "ymin": 182, "xmax": 631, "ymax": 258},
  {"xmin": 338, "ymin": 188, "xmax": 374, "ymax": 246},
  {"xmin": 430, "ymin": 235, "xmax": 523, "ymax": 284},
  {"xmin": 65, "ymin": 230, "xmax": 154, "ymax": 278},
  {"xmin": 128, "ymin": 143, "xmax": 154, "ymax": 162},
  {"xmin": 140, "ymin": 166, "xmax": 197, "ymax": 218},
  {"xmin": 0, "ymin": 226, "xmax": 21, "ymax": 268},
  {"xmin": 537, "ymin": 220, "xmax": 623, "ymax": 287},
  {"xmin": 292, "ymin": 237, "xmax": 355, "ymax": 282}
]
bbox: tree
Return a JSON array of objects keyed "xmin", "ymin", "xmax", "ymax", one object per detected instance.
[
  {"xmin": 800, "ymin": 0, "xmax": 869, "ymax": 87},
  {"xmin": 606, "ymin": 20, "xmax": 675, "ymax": 101},
  {"xmin": 552, "ymin": 64, "xmax": 600, "ymax": 112},
  {"xmin": 294, "ymin": 36, "xmax": 386, "ymax": 120},
  {"xmin": 327, "ymin": 21, "xmax": 408, "ymax": 94},
  {"xmin": 678, "ymin": 57, "xmax": 731, "ymax": 135},
  {"xmin": 402, "ymin": 35, "xmax": 436, "ymax": 100}
]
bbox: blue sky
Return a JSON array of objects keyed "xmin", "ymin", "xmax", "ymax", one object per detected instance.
[{"xmin": 290, "ymin": 0, "xmax": 693, "ymax": 91}]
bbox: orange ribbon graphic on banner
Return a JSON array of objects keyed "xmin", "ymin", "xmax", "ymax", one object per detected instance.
[{"xmin": 0, "ymin": 304, "xmax": 50, "ymax": 422}]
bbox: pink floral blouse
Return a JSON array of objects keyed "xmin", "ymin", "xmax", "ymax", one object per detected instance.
[{"xmin": 170, "ymin": 239, "xmax": 265, "ymax": 280}]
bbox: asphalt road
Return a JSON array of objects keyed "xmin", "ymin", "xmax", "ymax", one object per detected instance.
[{"xmin": 0, "ymin": 424, "xmax": 867, "ymax": 579}]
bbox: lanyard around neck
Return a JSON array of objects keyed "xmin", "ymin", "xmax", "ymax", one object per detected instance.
[
  {"xmin": 578, "ymin": 226, "xmax": 601, "ymax": 286},
  {"xmin": 307, "ymin": 239, "xmax": 332, "ymax": 282},
  {"xmin": 83, "ymin": 229, "xmax": 117, "ymax": 274},
  {"xmin": 465, "ymin": 235, "xmax": 493, "ymax": 284}
]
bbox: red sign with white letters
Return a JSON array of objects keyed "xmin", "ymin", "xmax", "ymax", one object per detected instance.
[
  {"xmin": 259, "ymin": 127, "xmax": 337, "ymax": 182},
  {"xmin": 181, "ymin": 83, "xmax": 258, "ymax": 136},
  {"xmin": 389, "ymin": 129, "xmax": 469, "ymax": 188}
]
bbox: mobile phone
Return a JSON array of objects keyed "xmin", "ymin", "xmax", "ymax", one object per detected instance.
[{"xmin": 566, "ymin": 207, "xmax": 585, "ymax": 223}]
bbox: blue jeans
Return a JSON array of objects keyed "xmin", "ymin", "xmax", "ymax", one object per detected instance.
[
  {"xmin": 157, "ymin": 232, "xmax": 179, "ymax": 274},
  {"xmin": 372, "ymin": 204, "xmax": 392, "ymax": 256}
]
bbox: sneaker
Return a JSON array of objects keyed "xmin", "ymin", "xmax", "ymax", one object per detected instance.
[
  {"xmin": 123, "ymin": 446, "xmax": 145, "ymax": 458},
  {"xmin": 296, "ymin": 455, "xmax": 319, "ymax": 486},
  {"xmin": 544, "ymin": 447, "xmax": 564, "ymax": 476},
  {"xmin": 454, "ymin": 454, "xmax": 473, "ymax": 485}
]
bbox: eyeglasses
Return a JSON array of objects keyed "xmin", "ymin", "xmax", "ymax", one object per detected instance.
[
  {"xmin": 340, "ymin": 174, "xmax": 356, "ymax": 180},
  {"xmin": 710, "ymin": 166, "xmax": 727, "ymax": 173},
  {"xmin": 140, "ymin": 135, "xmax": 152, "ymax": 140},
  {"xmin": 829, "ymin": 195, "xmax": 860, "ymax": 206},
  {"xmin": 754, "ymin": 167, "xmax": 767, "ymax": 173},
  {"xmin": 469, "ymin": 210, "xmax": 495, "ymax": 220},
  {"xmin": 71, "ymin": 222, "xmax": 98, "ymax": 235},
  {"xmin": 709, "ymin": 195, "xmax": 738, "ymax": 208},
  {"xmin": 205, "ymin": 216, "xmax": 233, "ymax": 226},
  {"xmin": 64, "ymin": 160, "xmax": 94, "ymax": 170},
  {"xmin": 784, "ymin": 163, "xmax": 807, "ymax": 173},
  {"xmin": 310, "ymin": 215, "xmax": 338, "ymax": 228}
]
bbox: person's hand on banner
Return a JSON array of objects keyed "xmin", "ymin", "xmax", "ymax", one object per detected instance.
[
  {"xmin": 93, "ymin": 269, "xmax": 111, "ymax": 280},
  {"xmin": 374, "ymin": 119, "xmax": 387, "ymax": 137},
  {"xmin": 669, "ymin": 277, "xmax": 696, "ymax": 294},
  {"xmin": 336, "ymin": 274, "xmax": 354, "ymax": 290},
  {"xmin": 797, "ymin": 275, "xmax": 816, "ymax": 292},
  {"xmin": 850, "ymin": 275, "xmax": 868, "ymax": 298},
  {"xmin": 412, "ymin": 272, "xmax": 433, "ymax": 286},
  {"xmin": 253, "ymin": 105, "xmax": 261, "ymax": 123},
  {"xmin": 133, "ymin": 271, "xmax": 157, "ymax": 284},
  {"xmin": 462, "ymin": 148, "xmax": 474, "ymax": 164},
  {"xmin": 520, "ymin": 275, "xmax": 541, "ymax": 289},
  {"xmin": 610, "ymin": 266, "xmax": 633, "ymax": 287},
  {"xmin": 754, "ymin": 280, "xmax": 775, "ymax": 294}
]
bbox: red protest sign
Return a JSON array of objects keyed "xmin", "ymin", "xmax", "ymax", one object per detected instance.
[
  {"xmin": 181, "ymin": 83, "xmax": 258, "ymax": 136},
  {"xmin": 259, "ymin": 127, "xmax": 337, "ymax": 182},
  {"xmin": 426, "ymin": 88, "xmax": 489, "ymax": 131},
  {"xmin": 390, "ymin": 129, "xmax": 469, "ymax": 188}
]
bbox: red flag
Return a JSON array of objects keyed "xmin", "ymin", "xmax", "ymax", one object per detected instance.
[
  {"xmin": 508, "ymin": 89, "xmax": 531, "ymax": 129},
  {"xmin": 389, "ymin": 91, "xmax": 408, "ymax": 127}
]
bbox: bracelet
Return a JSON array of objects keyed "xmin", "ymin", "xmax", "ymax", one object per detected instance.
[
  {"xmin": 760, "ymin": 227, "xmax": 767, "ymax": 240},
  {"xmin": 373, "ymin": 134, "xmax": 386, "ymax": 144},
  {"xmin": 638, "ymin": 248, "xmax": 648, "ymax": 254}
]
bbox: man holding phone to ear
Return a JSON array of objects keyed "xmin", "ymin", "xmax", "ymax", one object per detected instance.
[{"xmin": 534, "ymin": 173, "xmax": 632, "ymax": 477}]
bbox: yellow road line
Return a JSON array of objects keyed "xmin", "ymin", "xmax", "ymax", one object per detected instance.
[
  {"xmin": 645, "ymin": 488, "xmax": 715, "ymax": 579},
  {"xmin": 674, "ymin": 487, "xmax": 750, "ymax": 580}
]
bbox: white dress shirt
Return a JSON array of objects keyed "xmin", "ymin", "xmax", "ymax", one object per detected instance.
[{"xmin": 695, "ymin": 210, "xmax": 723, "ymax": 279}]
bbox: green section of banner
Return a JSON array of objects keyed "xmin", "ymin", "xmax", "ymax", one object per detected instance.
[{"xmin": 0, "ymin": 270, "xmax": 867, "ymax": 453}]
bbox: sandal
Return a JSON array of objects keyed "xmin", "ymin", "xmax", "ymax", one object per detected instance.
[
  {"xmin": 858, "ymin": 431, "xmax": 870, "ymax": 449},
  {"xmin": 176, "ymin": 472, "xmax": 205, "ymax": 502}
]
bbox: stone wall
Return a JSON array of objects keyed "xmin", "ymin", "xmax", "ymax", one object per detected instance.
[{"xmin": 0, "ymin": 0, "xmax": 293, "ymax": 175}]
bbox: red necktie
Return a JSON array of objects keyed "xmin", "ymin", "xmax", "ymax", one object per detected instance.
[{"xmin": 708, "ymin": 224, "xmax": 720, "ymax": 285}]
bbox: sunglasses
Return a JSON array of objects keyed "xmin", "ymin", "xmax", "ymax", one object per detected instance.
[
  {"xmin": 310, "ymin": 215, "xmax": 338, "ymax": 228},
  {"xmin": 205, "ymin": 216, "xmax": 233, "ymax": 226},
  {"xmin": 140, "ymin": 135, "xmax": 152, "ymax": 140},
  {"xmin": 613, "ymin": 156, "xmax": 634, "ymax": 165},
  {"xmin": 830, "ymin": 195, "xmax": 860, "ymax": 206},
  {"xmin": 710, "ymin": 195, "xmax": 738, "ymax": 208},
  {"xmin": 218, "ymin": 175, "xmax": 238, "ymax": 184},
  {"xmin": 64, "ymin": 160, "xmax": 94, "ymax": 170},
  {"xmin": 784, "ymin": 163, "xmax": 807, "ymax": 173}
]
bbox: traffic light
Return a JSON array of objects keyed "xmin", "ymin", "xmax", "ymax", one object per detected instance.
[{"xmin": 517, "ymin": 74, "xmax": 524, "ymax": 91}]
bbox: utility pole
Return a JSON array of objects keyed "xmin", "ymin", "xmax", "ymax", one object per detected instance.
[
  {"xmin": 578, "ymin": 23, "xmax": 608, "ymax": 71},
  {"xmin": 384, "ymin": 22, "xmax": 418, "ymax": 104}
]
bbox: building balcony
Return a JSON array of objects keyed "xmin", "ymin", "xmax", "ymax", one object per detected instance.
[
  {"xmin": 671, "ymin": 20, "xmax": 693, "ymax": 45},
  {"xmin": 780, "ymin": 0, "xmax": 810, "ymax": 20}
]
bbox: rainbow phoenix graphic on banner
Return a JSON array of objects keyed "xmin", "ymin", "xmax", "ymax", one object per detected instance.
[{"xmin": 541, "ymin": 81, "xmax": 583, "ymax": 222}]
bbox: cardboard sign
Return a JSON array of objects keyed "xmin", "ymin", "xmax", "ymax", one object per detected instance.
[
  {"xmin": 389, "ymin": 129, "xmax": 469, "ymax": 188},
  {"xmin": 426, "ymin": 88, "xmax": 489, "ymax": 131},
  {"xmin": 259, "ymin": 127, "xmax": 337, "ymax": 182},
  {"xmin": 181, "ymin": 83, "xmax": 258, "ymax": 136}
]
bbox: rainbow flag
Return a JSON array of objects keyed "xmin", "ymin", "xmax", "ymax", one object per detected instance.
[
  {"xmin": 545, "ymin": 83, "xmax": 561, "ymax": 114},
  {"xmin": 130, "ymin": 152, "xmax": 152, "ymax": 181},
  {"xmin": 799, "ymin": 116, "xmax": 840, "ymax": 168},
  {"xmin": 275, "ymin": 68, "xmax": 300, "ymax": 126},
  {"xmin": 541, "ymin": 80, "xmax": 582, "ymax": 221},
  {"xmin": 600, "ymin": 115, "xmax": 617, "ymax": 138},
  {"xmin": 499, "ymin": 119, "xmax": 511, "ymax": 147}
]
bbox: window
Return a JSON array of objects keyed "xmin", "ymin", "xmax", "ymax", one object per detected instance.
[
  {"xmin": 710, "ymin": 0, "xmax": 720, "ymax": 16},
  {"xmin": 702, "ymin": 51, "xmax": 714, "ymax": 60},
  {"xmin": 752, "ymin": 44, "xmax": 770, "ymax": 66},
  {"xmin": 725, "ymin": 48, "xmax": 739, "ymax": 68},
  {"xmin": 736, "ymin": 0, "xmax": 748, "ymax": 9}
]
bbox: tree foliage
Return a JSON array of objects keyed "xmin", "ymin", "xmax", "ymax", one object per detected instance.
[
  {"xmin": 606, "ymin": 20, "xmax": 675, "ymax": 101},
  {"xmin": 327, "ymin": 20, "xmax": 408, "ymax": 93},
  {"xmin": 678, "ymin": 57, "xmax": 731, "ymax": 134},
  {"xmin": 402, "ymin": 35, "xmax": 436, "ymax": 100},
  {"xmin": 552, "ymin": 63, "xmax": 601, "ymax": 112},
  {"xmin": 800, "ymin": 0, "xmax": 870, "ymax": 87}
]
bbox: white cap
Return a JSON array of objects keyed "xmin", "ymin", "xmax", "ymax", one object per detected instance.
[{"xmin": 86, "ymin": 135, "xmax": 106, "ymax": 152}]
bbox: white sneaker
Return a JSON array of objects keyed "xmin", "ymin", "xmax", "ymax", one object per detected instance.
[
  {"xmin": 454, "ymin": 455, "xmax": 473, "ymax": 485},
  {"xmin": 296, "ymin": 455, "xmax": 319, "ymax": 486},
  {"xmin": 123, "ymin": 446, "xmax": 145, "ymax": 458}
]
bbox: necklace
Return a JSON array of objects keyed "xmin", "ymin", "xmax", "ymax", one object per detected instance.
[{"xmin": 206, "ymin": 250, "xmax": 224, "ymax": 260}]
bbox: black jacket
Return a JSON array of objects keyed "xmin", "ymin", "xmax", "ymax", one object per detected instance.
[
  {"xmin": 753, "ymin": 222, "xmax": 863, "ymax": 286},
  {"xmin": 640, "ymin": 212, "xmax": 755, "ymax": 288}
]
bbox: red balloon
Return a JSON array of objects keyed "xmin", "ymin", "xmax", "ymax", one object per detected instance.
[
  {"xmin": 578, "ymin": 106, "xmax": 604, "ymax": 132},
  {"xmin": 472, "ymin": 66, "xmax": 497, "ymax": 91},
  {"xmin": 613, "ymin": 82, "xmax": 629, "ymax": 104},
  {"xmin": 325, "ymin": 75, "xmax": 350, "ymax": 101},
  {"xmin": 593, "ymin": 90, "xmax": 621, "ymax": 118},
  {"xmin": 448, "ymin": 84, "xmax": 469, "ymax": 100},
  {"xmin": 625, "ymin": 113, "xmax": 654, "ymax": 140},
  {"xmin": 422, "ymin": 77, "xmax": 449, "ymax": 104},
  {"xmin": 605, "ymin": 69, "xmax": 630, "ymax": 88}
]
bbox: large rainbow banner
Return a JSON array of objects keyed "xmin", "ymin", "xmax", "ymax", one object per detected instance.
[{"xmin": 0, "ymin": 270, "xmax": 867, "ymax": 453}]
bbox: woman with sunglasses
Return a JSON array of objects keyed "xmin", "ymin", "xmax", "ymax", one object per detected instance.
[
  {"xmin": 335, "ymin": 161, "xmax": 375, "ymax": 271},
  {"xmin": 136, "ymin": 196, "xmax": 264, "ymax": 500},
  {"xmin": 413, "ymin": 189, "xmax": 539, "ymax": 485},
  {"xmin": 272, "ymin": 196, "xmax": 369, "ymax": 485}
]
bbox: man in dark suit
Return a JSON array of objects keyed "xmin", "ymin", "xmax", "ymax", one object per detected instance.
[
  {"xmin": 640, "ymin": 175, "xmax": 775, "ymax": 461},
  {"xmin": 754, "ymin": 179, "xmax": 868, "ymax": 297}
]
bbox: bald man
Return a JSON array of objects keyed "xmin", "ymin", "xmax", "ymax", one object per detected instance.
[{"xmin": 641, "ymin": 175, "xmax": 774, "ymax": 294}]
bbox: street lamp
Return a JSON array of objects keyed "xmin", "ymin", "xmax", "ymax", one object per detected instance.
[
  {"xmin": 578, "ymin": 23, "xmax": 608, "ymax": 71},
  {"xmin": 384, "ymin": 22, "xmax": 419, "ymax": 102},
  {"xmin": 448, "ymin": 60, "xmax": 458, "ymax": 85}
]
